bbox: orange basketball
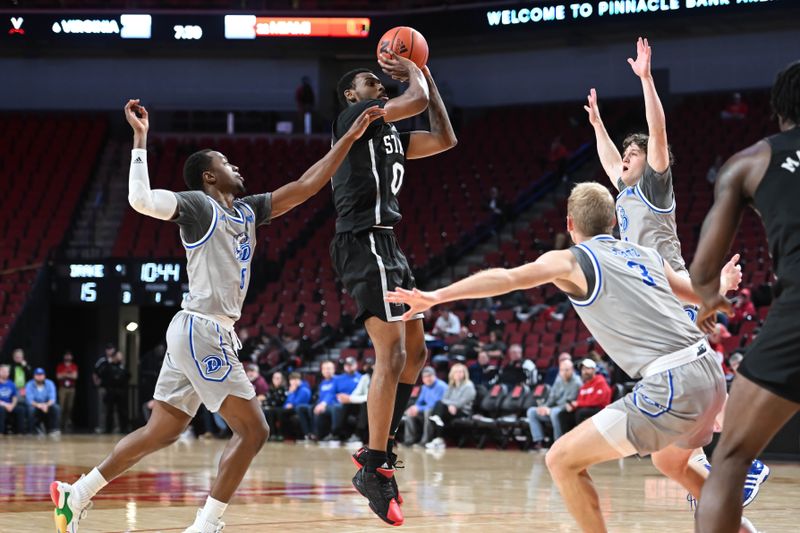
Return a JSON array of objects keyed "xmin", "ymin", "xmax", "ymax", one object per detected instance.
[{"xmin": 376, "ymin": 26, "xmax": 429, "ymax": 69}]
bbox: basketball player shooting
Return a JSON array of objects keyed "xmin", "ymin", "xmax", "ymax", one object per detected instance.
[
  {"xmin": 331, "ymin": 51, "xmax": 457, "ymax": 526},
  {"xmin": 49, "ymin": 99, "xmax": 384, "ymax": 533}
]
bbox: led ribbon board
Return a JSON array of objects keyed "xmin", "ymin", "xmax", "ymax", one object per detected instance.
[{"xmin": 224, "ymin": 15, "xmax": 370, "ymax": 39}]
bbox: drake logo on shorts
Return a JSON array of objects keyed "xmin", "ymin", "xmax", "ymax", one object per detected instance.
[
  {"xmin": 617, "ymin": 204, "xmax": 629, "ymax": 232},
  {"xmin": 202, "ymin": 355, "xmax": 224, "ymax": 375},
  {"xmin": 233, "ymin": 232, "xmax": 251, "ymax": 262}
]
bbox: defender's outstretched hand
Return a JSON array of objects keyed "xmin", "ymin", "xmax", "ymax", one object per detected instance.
[
  {"xmin": 628, "ymin": 37, "xmax": 652, "ymax": 79},
  {"xmin": 584, "ymin": 88, "xmax": 603, "ymax": 127},
  {"xmin": 386, "ymin": 287, "xmax": 439, "ymax": 321},
  {"xmin": 720, "ymin": 253, "xmax": 743, "ymax": 294},
  {"xmin": 344, "ymin": 105, "xmax": 386, "ymax": 140},
  {"xmin": 125, "ymin": 99, "xmax": 149, "ymax": 136}
]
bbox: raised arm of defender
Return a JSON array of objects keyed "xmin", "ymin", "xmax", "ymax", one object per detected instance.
[
  {"xmin": 585, "ymin": 88, "xmax": 624, "ymax": 188},
  {"xmin": 386, "ymin": 250, "xmax": 584, "ymax": 320},
  {"xmin": 125, "ymin": 99, "xmax": 179, "ymax": 220},
  {"xmin": 628, "ymin": 37, "xmax": 670, "ymax": 174},
  {"xmin": 269, "ymin": 105, "xmax": 386, "ymax": 218}
]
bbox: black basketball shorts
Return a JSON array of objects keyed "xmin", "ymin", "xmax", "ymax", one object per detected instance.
[
  {"xmin": 331, "ymin": 229, "xmax": 424, "ymax": 324},
  {"xmin": 738, "ymin": 292, "xmax": 800, "ymax": 404}
]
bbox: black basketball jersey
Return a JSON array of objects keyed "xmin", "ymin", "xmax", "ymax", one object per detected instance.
[
  {"xmin": 332, "ymin": 99, "xmax": 411, "ymax": 234},
  {"xmin": 754, "ymin": 127, "xmax": 800, "ymax": 291}
]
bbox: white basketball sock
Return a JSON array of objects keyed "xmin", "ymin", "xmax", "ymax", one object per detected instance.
[
  {"xmin": 194, "ymin": 496, "xmax": 228, "ymax": 528},
  {"xmin": 73, "ymin": 468, "xmax": 107, "ymax": 506}
]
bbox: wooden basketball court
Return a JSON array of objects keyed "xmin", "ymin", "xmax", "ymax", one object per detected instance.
[{"xmin": 1, "ymin": 435, "xmax": 797, "ymax": 532}]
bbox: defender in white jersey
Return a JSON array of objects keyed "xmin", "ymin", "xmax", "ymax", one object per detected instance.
[
  {"xmin": 585, "ymin": 38, "xmax": 770, "ymax": 504},
  {"xmin": 49, "ymin": 99, "xmax": 384, "ymax": 533},
  {"xmin": 386, "ymin": 183, "xmax": 753, "ymax": 532}
]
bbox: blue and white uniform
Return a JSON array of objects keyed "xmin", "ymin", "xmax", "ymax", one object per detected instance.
[
  {"xmin": 154, "ymin": 190, "xmax": 272, "ymax": 415},
  {"xmin": 616, "ymin": 163, "xmax": 686, "ymax": 274},
  {"xmin": 568, "ymin": 236, "xmax": 726, "ymax": 456}
]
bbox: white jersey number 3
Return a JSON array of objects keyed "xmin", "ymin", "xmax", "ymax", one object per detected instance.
[{"xmin": 391, "ymin": 162, "xmax": 404, "ymax": 195}]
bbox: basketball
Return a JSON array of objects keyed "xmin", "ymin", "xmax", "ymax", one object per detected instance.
[{"xmin": 377, "ymin": 26, "xmax": 429, "ymax": 68}]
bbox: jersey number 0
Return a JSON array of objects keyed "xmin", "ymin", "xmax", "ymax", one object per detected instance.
[{"xmin": 391, "ymin": 162, "xmax": 404, "ymax": 195}]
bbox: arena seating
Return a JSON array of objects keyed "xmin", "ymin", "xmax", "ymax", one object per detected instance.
[
  {"xmin": 0, "ymin": 91, "xmax": 775, "ymax": 364},
  {"xmin": 0, "ymin": 114, "xmax": 107, "ymax": 349}
]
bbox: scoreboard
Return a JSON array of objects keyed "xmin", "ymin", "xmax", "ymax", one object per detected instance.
[
  {"xmin": 2, "ymin": 13, "xmax": 371, "ymax": 44},
  {"xmin": 52, "ymin": 260, "xmax": 188, "ymax": 307}
]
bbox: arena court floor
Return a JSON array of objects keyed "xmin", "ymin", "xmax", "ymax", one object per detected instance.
[{"xmin": 0, "ymin": 435, "xmax": 797, "ymax": 532}]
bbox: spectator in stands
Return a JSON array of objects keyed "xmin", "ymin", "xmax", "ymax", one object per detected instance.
[
  {"xmin": 432, "ymin": 308, "xmax": 461, "ymax": 338},
  {"xmin": 526, "ymin": 358, "xmax": 582, "ymax": 448},
  {"xmin": 706, "ymin": 154, "xmax": 724, "ymax": 185},
  {"xmin": 0, "ymin": 365, "xmax": 26, "ymax": 434},
  {"xmin": 280, "ymin": 332, "xmax": 300, "ymax": 359},
  {"xmin": 487, "ymin": 186, "xmax": 507, "ymax": 224},
  {"xmin": 25, "ymin": 368, "xmax": 60, "ymax": 435},
  {"xmin": 708, "ymin": 323, "xmax": 734, "ymax": 376},
  {"xmin": 337, "ymin": 357, "xmax": 373, "ymax": 444},
  {"xmin": 544, "ymin": 352, "xmax": 573, "ymax": 385},
  {"xmin": 468, "ymin": 350, "xmax": 497, "ymax": 386},
  {"xmin": 56, "ymin": 351, "xmax": 78, "ymax": 432},
  {"xmin": 269, "ymin": 372, "xmax": 311, "ymax": 441},
  {"xmin": 496, "ymin": 344, "xmax": 529, "ymax": 387},
  {"xmin": 296, "ymin": 76, "xmax": 315, "ymax": 135},
  {"xmin": 100, "ymin": 351, "xmax": 130, "ymax": 434},
  {"xmin": 401, "ymin": 367, "xmax": 447, "ymax": 446},
  {"xmin": 729, "ymin": 288, "xmax": 756, "ymax": 333},
  {"xmin": 10, "ymin": 348, "xmax": 32, "ymax": 399},
  {"xmin": 93, "ymin": 343, "xmax": 115, "ymax": 433},
  {"xmin": 424, "ymin": 363, "xmax": 476, "ymax": 449},
  {"xmin": 326, "ymin": 357, "xmax": 362, "ymax": 442},
  {"xmin": 481, "ymin": 330, "xmax": 506, "ymax": 359},
  {"xmin": 262, "ymin": 372, "xmax": 287, "ymax": 440},
  {"xmin": 563, "ymin": 359, "xmax": 612, "ymax": 427},
  {"xmin": 585, "ymin": 349, "xmax": 611, "ymax": 380},
  {"xmin": 246, "ymin": 364, "xmax": 269, "ymax": 404},
  {"xmin": 297, "ymin": 360, "xmax": 337, "ymax": 441},
  {"xmin": 721, "ymin": 92, "xmax": 749, "ymax": 120},
  {"xmin": 449, "ymin": 326, "xmax": 480, "ymax": 361},
  {"xmin": 548, "ymin": 136, "xmax": 570, "ymax": 178}
]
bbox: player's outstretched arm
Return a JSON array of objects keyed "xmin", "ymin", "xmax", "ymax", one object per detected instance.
[
  {"xmin": 378, "ymin": 51, "xmax": 430, "ymax": 123},
  {"xmin": 690, "ymin": 142, "xmax": 770, "ymax": 322},
  {"xmin": 386, "ymin": 250, "xmax": 578, "ymax": 320},
  {"xmin": 406, "ymin": 67, "xmax": 457, "ymax": 160},
  {"xmin": 585, "ymin": 88, "xmax": 623, "ymax": 188},
  {"xmin": 125, "ymin": 99, "xmax": 178, "ymax": 220},
  {"xmin": 270, "ymin": 106, "xmax": 386, "ymax": 219},
  {"xmin": 629, "ymin": 37, "xmax": 669, "ymax": 174},
  {"xmin": 665, "ymin": 254, "xmax": 742, "ymax": 307}
]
